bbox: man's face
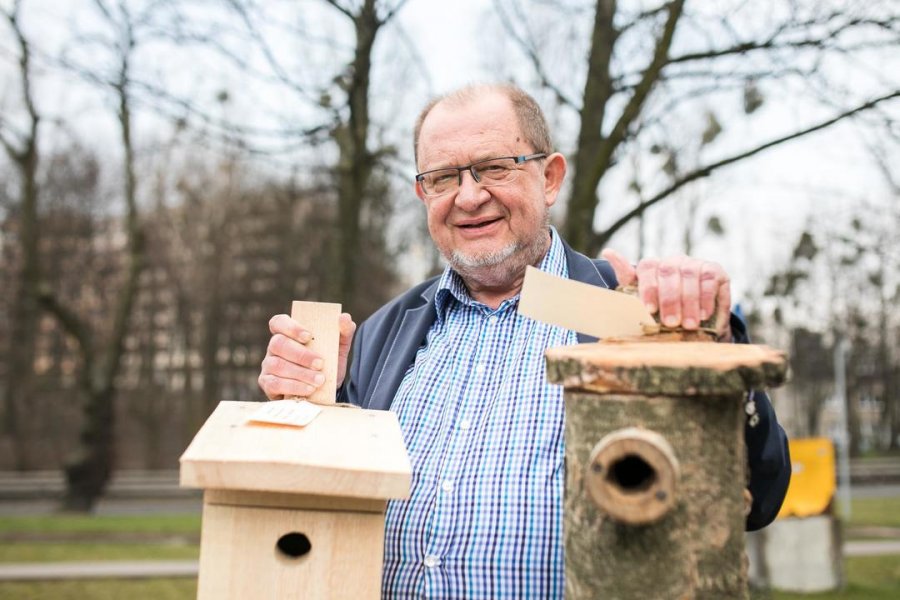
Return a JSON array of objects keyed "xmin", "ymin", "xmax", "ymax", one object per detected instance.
[{"xmin": 414, "ymin": 92, "xmax": 565, "ymax": 284}]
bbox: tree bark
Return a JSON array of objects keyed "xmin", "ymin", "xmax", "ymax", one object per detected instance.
[
  {"xmin": 564, "ymin": 0, "xmax": 685, "ymax": 255},
  {"xmin": 548, "ymin": 339, "xmax": 787, "ymax": 598},
  {"xmin": 1, "ymin": 1, "xmax": 41, "ymax": 471},
  {"xmin": 332, "ymin": 0, "xmax": 378, "ymax": 316},
  {"xmin": 56, "ymin": 16, "xmax": 146, "ymax": 510}
]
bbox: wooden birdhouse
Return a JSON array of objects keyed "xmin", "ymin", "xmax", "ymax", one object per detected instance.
[
  {"xmin": 546, "ymin": 340, "xmax": 787, "ymax": 600},
  {"xmin": 180, "ymin": 401, "xmax": 412, "ymax": 600}
]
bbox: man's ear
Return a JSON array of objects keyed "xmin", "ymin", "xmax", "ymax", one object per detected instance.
[
  {"xmin": 414, "ymin": 180, "xmax": 426, "ymax": 202},
  {"xmin": 542, "ymin": 152, "xmax": 567, "ymax": 207}
]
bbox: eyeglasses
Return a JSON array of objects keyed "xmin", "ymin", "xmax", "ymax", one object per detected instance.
[{"xmin": 415, "ymin": 153, "xmax": 547, "ymax": 197}]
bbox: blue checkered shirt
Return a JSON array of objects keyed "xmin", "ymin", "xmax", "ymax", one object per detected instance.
[{"xmin": 382, "ymin": 229, "xmax": 577, "ymax": 599}]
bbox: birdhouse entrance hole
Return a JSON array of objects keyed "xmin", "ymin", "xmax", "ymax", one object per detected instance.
[
  {"xmin": 277, "ymin": 532, "xmax": 312, "ymax": 559},
  {"xmin": 609, "ymin": 454, "xmax": 655, "ymax": 493}
]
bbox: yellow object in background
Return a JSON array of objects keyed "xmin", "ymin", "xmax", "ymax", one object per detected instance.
[{"xmin": 777, "ymin": 437, "xmax": 836, "ymax": 519}]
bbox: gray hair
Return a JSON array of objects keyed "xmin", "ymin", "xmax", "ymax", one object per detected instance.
[{"xmin": 413, "ymin": 83, "xmax": 553, "ymax": 167}]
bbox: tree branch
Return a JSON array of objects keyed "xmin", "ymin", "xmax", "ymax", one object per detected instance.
[
  {"xmin": 37, "ymin": 286, "xmax": 94, "ymax": 363},
  {"xmin": 322, "ymin": 0, "xmax": 354, "ymax": 20},
  {"xmin": 588, "ymin": 0, "xmax": 685, "ymax": 186},
  {"xmin": 380, "ymin": 0, "xmax": 412, "ymax": 25},
  {"xmin": 590, "ymin": 90, "xmax": 900, "ymax": 252},
  {"xmin": 666, "ymin": 16, "xmax": 898, "ymax": 65},
  {"xmin": 492, "ymin": 0, "xmax": 581, "ymax": 111}
]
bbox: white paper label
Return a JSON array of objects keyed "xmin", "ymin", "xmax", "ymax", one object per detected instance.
[{"xmin": 246, "ymin": 400, "xmax": 322, "ymax": 428}]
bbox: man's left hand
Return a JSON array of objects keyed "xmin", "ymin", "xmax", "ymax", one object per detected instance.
[{"xmin": 601, "ymin": 248, "xmax": 733, "ymax": 342}]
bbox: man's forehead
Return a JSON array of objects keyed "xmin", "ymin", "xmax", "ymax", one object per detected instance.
[{"xmin": 418, "ymin": 93, "xmax": 525, "ymax": 166}]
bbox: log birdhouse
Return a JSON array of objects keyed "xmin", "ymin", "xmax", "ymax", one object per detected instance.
[
  {"xmin": 546, "ymin": 341, "xmax": 787, "ymax": 600},
  {"xmin": 180, "ymin": 402, "xmax": 412, "ymax": 599}
]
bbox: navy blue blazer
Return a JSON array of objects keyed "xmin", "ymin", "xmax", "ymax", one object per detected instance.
[{"xmin": 338, "ymin": 236, "xmax": 791, "ymax": 530}]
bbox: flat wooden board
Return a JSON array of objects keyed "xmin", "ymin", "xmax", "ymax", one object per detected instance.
[
  {"xmin": 546, "ymin": 341, "xmax": 787, "ymax": 395},
  {"xmin": 290, "ymin": 301, "xmax": 341, "ymax": 405},
  {"xmin": 180, "ymin": 401, "xmax": 411, "ymax": 499}
]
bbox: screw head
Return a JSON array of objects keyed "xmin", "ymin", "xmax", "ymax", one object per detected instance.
[
  {"xmin": 655, "ymin": 490, "xmax": 667, "ymax": 501},
  {"xmin": 591, "ymin": 462, "xmax": 603, "ymax": 474}
]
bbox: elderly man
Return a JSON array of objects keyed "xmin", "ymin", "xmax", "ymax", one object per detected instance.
[{"xmin": 259, "ymin": 83, "xmax": 790, "ymax": 598}]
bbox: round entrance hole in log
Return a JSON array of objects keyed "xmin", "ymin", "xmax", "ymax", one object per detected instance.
[
  {"xmin": 585, "ymin": 427, "xmax": 679, "ymax": 525},
  {"xmin": 609, "ymin": 454, "xmax": 656, "ymax": 492},
  {"xmin": 276, "ymin": 532, "xmax": 312, "ymax": 559}
]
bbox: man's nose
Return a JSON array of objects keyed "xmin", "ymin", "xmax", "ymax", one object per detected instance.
[{"xmin": 455, "ymin": 168, "xmax": 490, "ymax": 211}]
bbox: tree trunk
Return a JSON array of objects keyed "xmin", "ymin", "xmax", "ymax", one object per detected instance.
[
  {"xmin": 62, "ymin": 386, "xmax": 115, "ymax": 512},
  {"xmin": 60, "ymin": 43, "xmax": 145, "ymax": 510},
  {"xmin": 3, "ymin": 159, "xmax": 39, "ymax": 471},
  {"xmin": 563, "ymin": 0, "xmax": 616, "ymax": 254},
  {"xmin": 332, "ymin": 0, "xmax": 377, "ymax": 315},
  {"xmin": 2, "ymin": 3, "xmax": 41, "ymax": 471}
]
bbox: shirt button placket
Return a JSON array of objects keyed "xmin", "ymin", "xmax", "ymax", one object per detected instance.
[{"xmin": 423, "ymin": 554, "xmax": 441, "ymax": 569}]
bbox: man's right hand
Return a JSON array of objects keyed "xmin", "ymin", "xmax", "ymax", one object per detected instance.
[{"xmin": 258, "ymin": 312, "xmax": 357, "ymax": 400}]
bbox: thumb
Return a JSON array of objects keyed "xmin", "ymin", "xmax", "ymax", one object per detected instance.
[
  {"xmin": 338, "ymin": 313, "xmax": 356, "ymax": 356},
  {"xmin": 600, "ymin": 248, "xmax": 636, "ymax": 287}
]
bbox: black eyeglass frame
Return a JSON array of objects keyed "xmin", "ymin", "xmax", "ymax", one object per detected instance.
[{"xmin": 415, "ymin": 153, "xmax": 547, "ymax": 196}]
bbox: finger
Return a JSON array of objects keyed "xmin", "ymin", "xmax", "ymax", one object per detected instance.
[
  {"xmin": 635, "ymin": 258, "xmax": 660, "ymax": 314},
  {"xmin": 679, "ymin": 257, "xmax": 702, "ymax": 330},
  {"xmin": 260, "ymin": 355, "xmax": 326, "ymax": 389},
  {"xmin": 257, "ymin": 372, "xmax": 320, "ymax": 400},
  {"xmin": 268, "ymin": 314, "xmax": 312, "ymax": 344},
  {"xmin": 715, "ymin": 272, "xmax": 732, "ymax": 341},
  {"xmin": 267, "ymin": 333, "xmax": 324, "ymax": 371},
  {"xmin": 656, "ymin": 256, "xmax": 683, "ymax": 328},
  {"xmin": 600, "ymin": 248, "xmax": 637, "ymax": 287},
  {"xmin": 336, "ymin": 313, "xmax": 357, "ymax": 389},
  {"xmin": 699, "ymin": 263, "xmax": 720, "ymax": 322},
  {"xmin": 338, "ymin": 313, "xmax": 357, "ymax": 350}
]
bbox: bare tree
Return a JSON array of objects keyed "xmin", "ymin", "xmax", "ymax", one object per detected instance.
[
  {"xmin": 0, "ymin": 0, "xmax": 42, "ymax": 470},
  {"xmin": 495, "ymin": 0, "xmax": 900, "ymax": 255},
  {"xmin": 756, "ymin": 197, "xmax": 900, "ymax": 452},
  {"xmin": 166, "ymin": 0, "xmax": 410, "ymax": 316},
  {"xmin": 35, "ymin": 0, "xmax": 149, "ymax": 511}
]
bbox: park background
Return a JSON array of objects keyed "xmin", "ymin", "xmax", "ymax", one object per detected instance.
[{"xmin": 0, "ymin": 0, "xmax": 898, "ymax": 597}]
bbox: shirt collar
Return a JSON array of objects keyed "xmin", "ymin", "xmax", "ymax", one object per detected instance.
[{"xmin": 434, "ymin": 226, "xmax": 568, "ymax": 322}]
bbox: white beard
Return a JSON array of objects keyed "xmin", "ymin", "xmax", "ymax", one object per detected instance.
[{"xmin": 443, "ymin": 223, "xmax": 551, "ymax": 290}]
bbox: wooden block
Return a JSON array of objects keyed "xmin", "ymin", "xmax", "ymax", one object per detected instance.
[
  {"xmin": 180, "ymin": 402, "xmax": 412, "ymax": 499},
  {"xmin": 197, "ymin": 502, "xmax": 385, "ymax": 600},
  {"xmin": 291, "ymin": 300, "xmax": 341, "ymax": 405}
]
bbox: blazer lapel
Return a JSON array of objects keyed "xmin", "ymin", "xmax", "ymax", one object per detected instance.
[{"xmin": 364, "ymin": 284, "xmax": 438, "ymax": 411}]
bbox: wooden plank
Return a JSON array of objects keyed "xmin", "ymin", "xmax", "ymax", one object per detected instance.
[
  {"xmin": 546, "ymin": 341, "xmax": 787, "ymax": 395},
  {"xmin": 197, "ymin": 502, "xmax": 385, "ymax": 600},
  {"xmin": 290, "ymin": 301, "xmax": 342, "ymax": 405},
  {"xmin": 180, "ymin": 402, "xmax": 412, "ymax": 499},
  {"xmin": 205, "ymin": 489, "xmax": 386, "ymax": 514}
]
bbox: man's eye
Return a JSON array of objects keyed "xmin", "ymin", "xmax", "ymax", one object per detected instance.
[
  {"xmin": 431, "ymin": 172, "xmax": 456, "ymax": 185},
  {"xmin": 479, "ymin": 164, "xmax": 509, "ymax": 177}
]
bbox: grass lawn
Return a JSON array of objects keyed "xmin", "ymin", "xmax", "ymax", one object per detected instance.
[
  {"xmin": 0, "ymin": 514, "xmax": 201, "ymax": 536},
  {"xmin": 840, "ymin": 496, "xmax": 900, "ymax": 529},
  {"xmin": 0, "ymin": 513, "xmax": 200, "ymax": 564},
  {"xmin": 0, "ymin": 543, "xmax": 199, "ymax": 563},
  {"xmin": 0, "ymin": 578, "xmax": 197, "ymax": 600},
  {"xmin": 0, "ymin": 555, "xmax": 897, "ymax": 599},
  {"xmin": 0, "ymin": 502, "xmax": 896, "ymax": 597}
]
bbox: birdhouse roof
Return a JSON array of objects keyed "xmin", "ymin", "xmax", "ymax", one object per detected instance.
[{"xmin": 180, "ymin": 401, "xmax": 411, "ymax": 500}]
